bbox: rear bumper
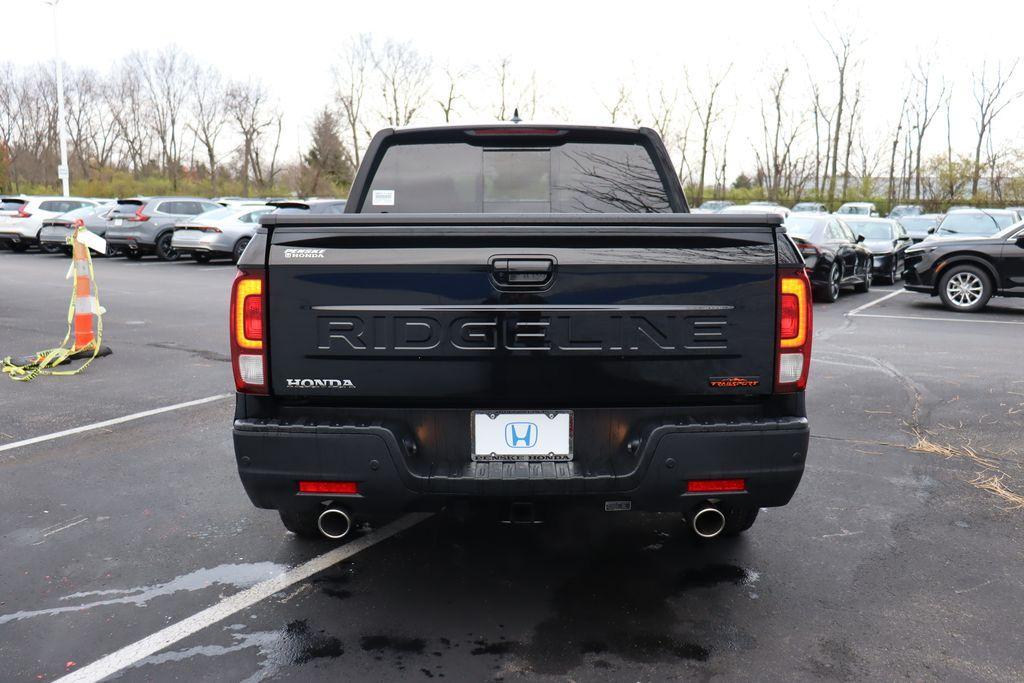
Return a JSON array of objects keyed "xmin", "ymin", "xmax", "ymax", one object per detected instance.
[
  {"xmin": 171, "ymin": 231, "xmax": 233, "ymax": 255},
  {"xmin": 871, "ymin": 253, "xmax": 894, "ymax": 277},
  {"xmin": 233, "ymin": 413, "xmax": 809, "ymax": 516},
  {"xmin": 106, "ymin": 228, "xmax": 156, "ymax": 251},
  {"xmin": 38, "ymin": 226, "xmax": 73, "ymax": 245},
  {"xmin": 0, "ymin": 230, "xmax": 35, "ymax": 245}
]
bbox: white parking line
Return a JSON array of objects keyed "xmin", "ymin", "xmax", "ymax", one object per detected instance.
[
  {"xmin": 845, "ymin": 288, "xmax": 1024, "ymax": 325},
  {"xmin": 0, "ymin": 394, "xmax": 231, "ymax": 454},
  {"xmin": 846, "ymin": 289, "xmax": 906, "ymax": 316},
  {"xmin": 56, "ymin": 513, "xmax": 433, "ymax": 683},
  {"xmin": 849, "ymin": 312, "xmax": 1024, "ymax": 326}
]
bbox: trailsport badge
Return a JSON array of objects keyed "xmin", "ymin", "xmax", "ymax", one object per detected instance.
[{"xmin": 708, "ymin": 376, "xmax": 760, "ymax": 388}]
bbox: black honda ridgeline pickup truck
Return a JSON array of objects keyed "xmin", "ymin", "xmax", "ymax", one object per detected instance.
[{"xmin": 230, "ymin": 124, "xmax": 812, "ymax": 540}]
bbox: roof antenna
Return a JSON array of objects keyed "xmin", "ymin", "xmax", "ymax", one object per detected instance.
[{"xmin": 510, "ymin": 108, "xmax": 522, "ymax": 124}]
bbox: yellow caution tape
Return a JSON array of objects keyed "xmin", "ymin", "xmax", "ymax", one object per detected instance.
[{"xmin": 2, "ymin": 225, "xmax": 104, "ymax": 381}]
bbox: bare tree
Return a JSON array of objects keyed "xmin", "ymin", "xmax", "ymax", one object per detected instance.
[
  {"xmin": 130, "ymin": 47, "xmax": 195, "ymax": 189},
  {"xmin": 886, "ymin": 91, "xmax": 911, "ymax": 208},
  {"xmin": 107, "ymin": 57, "xmax": 154, "ymax": 174},
  {"xmin": 711, "ymin": 122, "xmax": 732, "ymax": 198},
  {"xmin": 0, "ymin": 63, "xmax": 26, "ymax": 190},
  {"xmin": 188, "ymin": 66, "xmax": 228, "ymax": 194},
  {"xmin": 909, "ymin": 60, "xmax": 946, "ymax": 199},
  {"xmin": 374, "ymin": 39, "xmax": 431, "ymax": 127},
  {"xmin": 643, "ymin": 85, "xmax": 679, "ymax": 143},
  {"xmin": 494, "ymin": 57, "xmax": 512, "ymax": 121},
  {"xmin": 686, "ymin": 64, "xmax": 732, "ymax": 205},
  {"xmin": 332, "ymin": 34, "xmax": 372, "ymax": 168},
  {"xmin": 821, "ymin": 30, "xmax": 855, "ymax": 206},
  {"xmin": 226, "ymin": 80, "xmax": 276, "ymax": 197},
  {"xmin": 436, "ymin": 63, "xmax": 469, "ymax": 123},
  {"xmin": 756, "ymin": 66, "xmax": 804, "ymax": 202},
  {"xmin": 17, "ymin": 65, "xmax": 59, "ymax": 185},
  {"xmin": 519, "ymin": 70, "xmax": 540, "ymax": 120},
  {"xmin": 632, "ymin": 84, "xmax": 690, "ymax": 184},
  {"xmin": 601, "ymin": 82, "xmax": 631, "ymax": 124},
  {"xmin": 840, "ymin": 83, "xmax": 862, "ymax": 200},
  {"xmin": 970, "ymin": 59, "xmax": 1022, "ymax": 197},
  {"xmin": 251, "ymin": 110, "xmax": 283, "ymax": 192},
  {"xmin": 62, "ymin": 68, "xmax": 112, "ymax": 180},
  {"xmin": 810, "ymin": 80, "xmax": 833, "ymax": 198}
]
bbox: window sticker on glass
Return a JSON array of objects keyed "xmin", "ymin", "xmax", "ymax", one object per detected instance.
[{"xmin": 372, "ymin": 189, "xmax": 395, "ymax": 206}]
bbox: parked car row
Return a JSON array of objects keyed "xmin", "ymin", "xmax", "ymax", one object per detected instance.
[
  {"xmin": 0, "ymin": 195, "xmax": 347, "ymax": 264},
  {"xmin": 697, "ymin": 199, "xmax": 1024, "ymax": 222},
  {"xmin": 697, "ymin": 199, "xmax": 1024, "ymax": 311},
  {"xmin": 0, "ymin": 195, "xmax": 101, "ymax": 252}
]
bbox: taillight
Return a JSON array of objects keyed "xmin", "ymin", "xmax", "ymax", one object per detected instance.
[
  {"xmin": 15, "ymin": 206, "xmax": 31, "ymax": 218},
  {"xmin": 798, "ymin": 243, "xmax": 819, "ymax": 257},
  {"xmin": 230, "ymin": 270, "xmax": 267, "ymax": 394},
  {"xmin": 243, "ymin": 292, "xmax": 262, "ymax": 340},
  {"xmin": 776, "ymin": 270, "xmax": 812, "ymax": 392},
  {"xmin": 199, "ymin": 226, "xmax": 222, "ymax": 233},
  {"xmin": 130, "ymin": 206, "xmax": 149, "ymax": 222}
]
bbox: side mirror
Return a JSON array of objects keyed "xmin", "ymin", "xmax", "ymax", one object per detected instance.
[
  {"xmin": 1016, "ymin": 235, "xmax": 1024, "ymax": 249},
  {"xmin": 927, "ymin": 227, "xmax": 936, "ymax": 235},
  {"xmin": 856, "ymin": 234, "xmax": 865, "ymax": 243}
]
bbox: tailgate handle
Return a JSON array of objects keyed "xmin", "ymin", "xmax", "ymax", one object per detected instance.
[{"xmin": 491, "ymin": 257, "xmax": 555, "ymax": 287}]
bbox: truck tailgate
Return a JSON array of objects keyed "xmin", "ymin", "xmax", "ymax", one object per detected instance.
[{"xmin": 264, "ymin": 215, "xmax": 780, "ymax": 405}]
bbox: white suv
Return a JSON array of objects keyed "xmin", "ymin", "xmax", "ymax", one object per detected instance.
[{"xmin": 0, "ymin": 196, "xmax": 99, "ymax": 253}]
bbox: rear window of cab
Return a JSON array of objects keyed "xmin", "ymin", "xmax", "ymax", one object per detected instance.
[{"xmin": 361, "ymin": 142, "xmax": 672, "ymax": 214}]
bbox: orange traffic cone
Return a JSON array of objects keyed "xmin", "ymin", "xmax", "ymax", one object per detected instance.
[
  {"xmin": 70, "ymin": 221, "xmax": 100, "ymax": 353},
  {"xmin": 2, "ymin": 219, "xmax": 111, "ymax": 381}
]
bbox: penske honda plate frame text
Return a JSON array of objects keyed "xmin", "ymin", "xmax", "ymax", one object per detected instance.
[{"xmin": 471, "ymin": 411, "xmax": 574, "ymax": 462}]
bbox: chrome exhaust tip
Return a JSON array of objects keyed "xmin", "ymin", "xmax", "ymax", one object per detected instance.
[
  {"xmin": 691, "ymin": 506, "xmax": 726, "ymax": 539},
  {"xmin": 316, "ymin": 508, "xmax": 352, "ymax": 540}
]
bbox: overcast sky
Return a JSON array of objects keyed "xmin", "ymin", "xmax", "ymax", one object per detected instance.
[{"xmin": 8, "ymin": 0, "xmax": 1024, "ymax": 174}]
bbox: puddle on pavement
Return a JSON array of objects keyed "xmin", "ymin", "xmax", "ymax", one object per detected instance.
[
  {"xmin": 518, "ymin": 551, "xmax": 760, "ymax": 674},
  {"xmin": 0, "ymin": 562, "xmax": 286, "ymax": 625},
  {"xmin": 111, "ymin": 619, "xmax": 343, "ymax": 681}
]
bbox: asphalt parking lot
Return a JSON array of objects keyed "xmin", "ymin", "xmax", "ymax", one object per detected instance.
[{"xmin": 1, "ymin": 249, "xmax": 1023, "ymax": 682}]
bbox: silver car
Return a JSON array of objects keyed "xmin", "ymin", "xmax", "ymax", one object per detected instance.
[
  {"xmin": 171, "ymin": 205, "xmax": 273, "ymax": 263},
  {"xmin": 38, "ymin": 203, "xmax": 118, "ymax": 255}
]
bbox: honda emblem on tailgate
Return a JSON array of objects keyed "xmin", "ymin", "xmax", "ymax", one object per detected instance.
[{"xmin": 286, "ymin": 378, "xmax": 355, "ymax": 389}]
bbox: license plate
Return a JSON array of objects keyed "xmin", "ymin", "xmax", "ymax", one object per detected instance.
[
  {"xmin": 113, "ymin": 219, "xmax": 123, "ymax": 226},
  {"xmin": 472, "ymin": 411, "xmax": 572, "ymax": 462}
]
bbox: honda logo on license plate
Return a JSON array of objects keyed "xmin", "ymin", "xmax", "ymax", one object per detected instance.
[{"xmin": 505, "ymin": 422, "xmax": 538, "ymax": 448}]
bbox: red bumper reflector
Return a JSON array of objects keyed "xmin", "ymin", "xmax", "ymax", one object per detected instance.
[
  {"xmin": 686, "ymin": 479, "xmax": 746, "ymax": 493},
  {"xmin": 298, "ymin": 481, "xmax": 358, "ymax": 495}
]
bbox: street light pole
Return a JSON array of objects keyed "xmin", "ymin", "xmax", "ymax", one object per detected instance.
[{"xmin": 47, "ymin": 0, "xmax": 70, "ymax": 197}]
